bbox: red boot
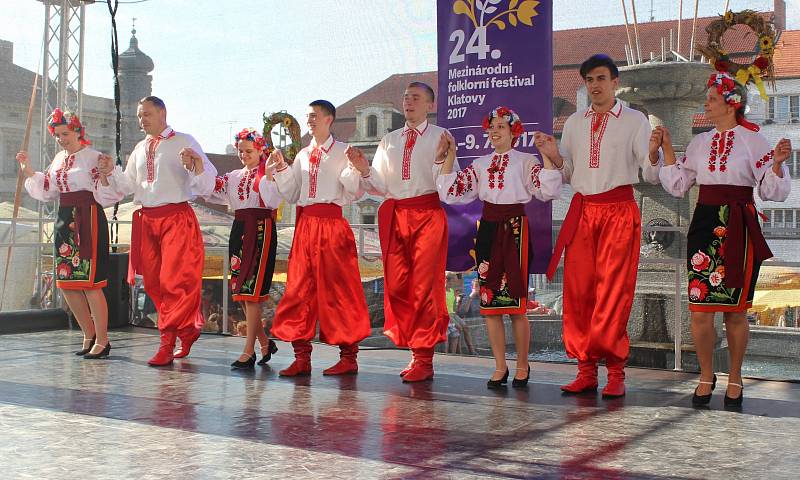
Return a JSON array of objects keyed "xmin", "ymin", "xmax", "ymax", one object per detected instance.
[
  {"xmin": 323, "ymin": 344, "xmax": 359, "ymax": 375},
  {"xmin": 402, "ymin": 348, "xmax": 434, "ymax": 382},
  {"xmin": 602, "ymin": 359, "xmax": 626, "ymax": 398},
  {"xmin": 174, "ymin": 326, "xmax": 201, "ymax": 359},
  {"xmin": 561, "ymin": 360, "xmax": 598, "ymax": 393},
  {"xmin": 148, "ymin": 330, "xmax": 177, "ymax": 366},
  {"xmin": 279, "ymin": 340, "xmax": 312, "ymax": 377},
  {"xmin": 399, "ymin": 351, "xmax": 416, "ymax": 377}
]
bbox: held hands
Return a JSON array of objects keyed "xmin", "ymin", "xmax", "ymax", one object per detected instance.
[
  {"xmin": 649, "ymin": 126, "xmax": 672, "ymax": 165},
  {"xmin": 773, "ymin": 138, "xmax": 792, "ymax": 177},
  {"xmin": 15, "ymin": 151, "xmax": 35, "ymax": 178},
  {"xmin": 179, "ymin": 147, "xmax": 204, "ymax": 174},
  {"xmin": 345, "ymin": 145, "xmax": 370, "ymax": 176},
  {"xmin": 533, "ymin": 132, "xmax": 561, "ymax": 168},
  {"xmin": 97, "ymin": 153, "xmax": 114, "ymax": 186},
  {"xmin": 437, "ymin": 132, "xmax": 457, "ymax": 173},
  {"xmin": 266, "ymin": 149, "xmax": 287, "ymax": 173}
]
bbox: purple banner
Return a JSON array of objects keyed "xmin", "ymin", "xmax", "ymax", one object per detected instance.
[{"xmin": 437, "ymin": 0, "xmax": 553, "ymax": 273}]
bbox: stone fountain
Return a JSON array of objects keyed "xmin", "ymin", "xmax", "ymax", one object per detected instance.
[{"xmin": 614, "ymin": 61, "xmax": 728, "ymax": 372}]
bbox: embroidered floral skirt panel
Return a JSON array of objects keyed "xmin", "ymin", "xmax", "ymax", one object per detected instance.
[{"xmin": 687, "ymin": 203, "xmax": 760, "ymax": 312}]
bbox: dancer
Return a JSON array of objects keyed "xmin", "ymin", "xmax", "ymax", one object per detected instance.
[
  {"xmin": 204, "ymin": 128, "xmax": 281, "ymax": 369},
  {"xmin": 268, "ymin": 100, "xmax": 371, "ymax": 376},
  {"xmin": 17, "ymin": 108, "xmax": 122, "ymax": 358},
  {"xmin": 658, "ymin": 71, "xmax": 791, "ymax": 408},
  {"xmin": 438, "ymin": 106, "xmax": 561, "ymax": 388},
  {"xmin": 534, "ymin": 55, "xmax": 663, "ymax": 397},
  {"xmin": 98, "ymin": 96, "xmax": 217, "ymax": 366},
  {"xmin": 346, "ymin": 82, "xmax": 451, "ymax": 382}
]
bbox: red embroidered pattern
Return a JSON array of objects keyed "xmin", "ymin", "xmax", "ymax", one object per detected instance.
[
  {"xmin": 214, "ymin": 175, "xmax": 228, "ymax": 194},
  {"xmin": 531, "ymin": 163, "xmax": 542, "ymax": 189},
  {"xmin": 237, "ymin": 170, "xmax": 255, "ymax": 202},
  {"xmin": 145, "ymin": 130, "xmax": 176, "ymax": 183},
  {"xmin": 448, "ymin": 165, "xmax": 476, "ymax": 197},
  {"xmin": 90, "ymin": 167, "xmax": 101, "ymax": 189},
  {"xmin": 589, "ymin": 112, "xmax": 609, "ymax": 169},
  {"xmin": 308, "ymin": 147, "xmax": 322, "ymax": 199},
  {"xmin": 487, "ymin": 154, "xmax": 509, "ymax": 190},
  {"xmin": 43, "ymin": 168, "xmax": 51, "ymax": 192},
  {"xmin": 402, "ymin": 128, "xmax": 418, "ymax": 181},
  {"xmin": 755, "ymin": 150, "xmax": 774, "ymax": 169},
  {"xmin": 55, "ymin": 155, "xmax": 76, "ymax": 192},
  {"xmin": 708, "ymin": 130, "xmax": 734, "ymax": 173}
]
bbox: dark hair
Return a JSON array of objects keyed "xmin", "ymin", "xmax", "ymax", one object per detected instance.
[
  {"xmin": 138, "ymin": 96, "xmax": 166, "ymax": 109},
  {"xmin": 579, "ymin": 54, "xmax": 619, "ymax": 79},
  {"xmin": 407, "ymin": 81, "xmax": 435, "ymax": 102},
  {"xmin": 309, "ymin": 100, "xmax": 336, "ymax": 120}
]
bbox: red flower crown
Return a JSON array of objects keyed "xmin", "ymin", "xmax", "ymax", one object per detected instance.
[
  {"xmin": 234, "ymin": 128, "xmax": 270, "ymax": 158},
  {"xmin": 482, "ymin": 106, "xmax": 525, "ymax": 138},
  {"xmin": 47, "ymin": 108, "xmax": 90, "ymax": 145},
  {"xmin": 707, "ymin": 72, "xmax": 743, "ymax": 109}
]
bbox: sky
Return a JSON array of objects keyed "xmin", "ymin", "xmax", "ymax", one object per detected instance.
[{"xmin": 3, "ymin": 0, "xmax": 798, "ymax": 154}]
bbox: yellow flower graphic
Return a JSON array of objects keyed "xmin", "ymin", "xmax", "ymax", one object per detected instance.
[{"xmin": 452, "ymin": 0, "xmax": 540, "ymax": 30}]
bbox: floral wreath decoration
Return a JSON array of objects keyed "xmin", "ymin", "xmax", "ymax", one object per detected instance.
[
  {"xmin": 696, "ymin": 9, "xmax": 777, "ymax": 102},
  {"xmin": 48, "ymin": 108, "xmax": 91, "ymax": 145},
  {"xmin": 233, "ymin": 128, "xmax": 271, "ymax": 161},
  {"xmin": 262, "ymin": 112, "xmax": 302, "ymax": 163},
  {"xmin": 482, "ymin": 106, "xmax": 525, "ymax": 139}
]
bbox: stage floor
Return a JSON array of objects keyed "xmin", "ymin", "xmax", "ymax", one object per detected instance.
[{"xmin": 1, "ymin": 328, "xmax": 798, "ymax": 479}]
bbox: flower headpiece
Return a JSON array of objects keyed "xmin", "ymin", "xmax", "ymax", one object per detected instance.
[
  {"xmin": 706, "ymin": 72, "xmax": 759, "ymax": 132},
  {"xmin": 482, "ymin": 106, "xmax": 525, "ymax": 138},
  {"xmin": 234, "ymin": 128, "xmax": 270, "ymax": 158},
  {"xmin": 47, "ymin": 108, "xmax": 90, "ymax": 145}
]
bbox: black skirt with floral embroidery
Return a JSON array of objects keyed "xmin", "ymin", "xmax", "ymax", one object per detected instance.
[
  {"xmin": 475, "ymin": 214, "xmax": 529, "ymax": 315},
  {"xmin": 54, "ymin": 202, "xmax": 109, "ymax": 290},
  {"xmin": 228, "ymin": 212, "xmax": 277, "ymax": 302},
  {"xmin": 686, "ymin": 203, "xmax": 761, "ymax": 312}
]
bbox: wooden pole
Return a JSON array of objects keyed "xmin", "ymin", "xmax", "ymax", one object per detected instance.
[
  {"xmin": 631, "ymin": 0, "xmax": 643, "ymax": 64},
  {"xmin": 689, "ymin": 0, "xmax": 700, "ymax": 61},
  {"xmin": 1, "ymin": 72, "xmax": 39, "ymax": 310},
  {"xmin": 677, "ymin": 0, "xmax": 683, "ymax": 55},
  {"xmin": 621, "ymin": 0, "xmax": 636, "ymax": 64}
]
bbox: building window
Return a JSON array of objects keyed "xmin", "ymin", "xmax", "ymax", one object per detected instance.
[
  {"xmin": 791, "ymin": 151, "xmax": 799, "ymax": 178},
  {"xmin": 362, "ymin": 213, "xmax": 375, "ymax": 224},
  {"xmin": 367, "ymin": 115, "xmax": 378, "ymax": 138},
  {"xmin": 767, "ymin": 95, "xmax": 800, "ymax": 123}
]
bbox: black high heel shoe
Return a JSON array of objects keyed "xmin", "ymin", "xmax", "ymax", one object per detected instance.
[
  {"xmin": 257, "ymin": 339, "xmax": 278, "ymax": 366},
  {"xmin": 512, "ymin": 365, "xmax": 531, "ymax": 388},
  {"xmin": 723, "ymin": 382, "xmax": 744, "ymax": 409},
  {"xmin": 84, "ymin": 343, "xmax": 111, "ymax": 359},
  {"xmin": 231, "ymin": 354, "xmax": 256, "ymax": 370},
  {"xmin": 691, "ymin": 374, "xmax": 717, "ymax": 406},
  {"xmin": 487, "ymin": 369, "xmax": 509, "ymax": 390},
  {"xmin": 75, "ymin": 336, "xmax": 96, "ymax": 356}
]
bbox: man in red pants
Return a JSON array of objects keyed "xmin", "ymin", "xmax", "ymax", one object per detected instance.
[
  {"xmin": 268, "ymin": 100, "xmax": 371, "ymax": 376},
  {"xmin": 347, "ymin": 82, "xmax": 451, "ymax": 382},
  {"xmin": 535, "ymin": 55, "xmax": 662, "ymax": 397},
  {"xmin": 98, "ymin": 96, "xmax": 216, "ymax": 366}
]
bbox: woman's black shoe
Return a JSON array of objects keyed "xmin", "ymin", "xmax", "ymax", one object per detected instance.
[
  {"xmin": 75, "ymin": 336, "xmax": 96, "ymax": 356},
  {"xmin": 691, "ymin": 374, "xmax": 717, "ymax": 406},
  {"xmin": 487, "ymin": 369, "xmax": 509, "ymax": 389},
  {"xmin": 512, "ymin": 365, "xmax": 531, "ymax": 388},
  {"xmin": 723, "ymin": 382, "xmax": 744, "ymax": 409},
  {"xmin": 84, "ymin": 343, "xmax": 111, "ymax": 359},
  {"xmin": 257, "ymin": 339, "xmax": 278, "ymax": 366},
  {"xmin": 231, "ymin": 354, "xmax": 256, "ymax": 370}
]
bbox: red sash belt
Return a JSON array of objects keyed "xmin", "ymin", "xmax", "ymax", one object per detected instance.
[
  {"xmin": 697, "ymin": 185, "xmax": 772, "ymax": 288},
  {"xmin": 295, "ymin": 203, "xmax": 342, "ymax": 219},
  {"xmin": 129, "ymin": 202, "xmax": 191, "ymax": 278},
  {"xmin": 482, "ymin": 202, "xmax": 527, "ymax": 298},
  {"xmin": 377, "ymin": 192, "xmax": 441, "ymax": 260},
  {"xmin": 234, "ymin": 208, "xmax": 273, "ymax": 293},
  {"xmin": 546, "ymin": 185, "xmax": 634, "ymax": 280},
  {"xmin": 60, "ymin": 190, "xmax": 96, "ymax": 261}
]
